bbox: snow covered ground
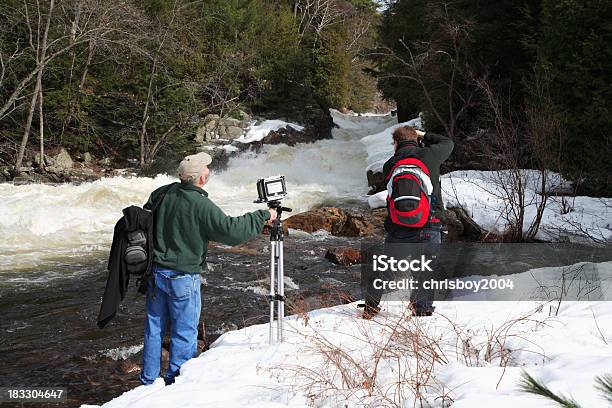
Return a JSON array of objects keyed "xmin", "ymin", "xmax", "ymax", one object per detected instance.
[
  {"xmin": 236, "ymin": 120, "xmax": 305, "ymax": 144},
  {"xmin": 362, "ymin": 120, "xmax": 612, "ymax": 243},
  {"xmin": 85, "ymin": 289, "xmax": 612, "ymax": 407}
]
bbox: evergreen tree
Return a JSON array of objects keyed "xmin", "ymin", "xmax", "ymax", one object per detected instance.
[{"xmin": 535, "ymin": 0, "xmax": 612, "ymax": 195}]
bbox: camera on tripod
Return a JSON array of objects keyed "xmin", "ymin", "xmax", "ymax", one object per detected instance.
[
  {"xmin": 254, "ymin": 175, "xmax": 291, "ymax": 344},
  {"xmin": 255, "ymin": 175, "xmax": 287, "ymax": 204}
]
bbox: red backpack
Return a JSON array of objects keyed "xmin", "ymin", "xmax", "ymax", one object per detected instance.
[{"xmin": 386, "ymin": 157, "xmax": 434, "ymax": 228}]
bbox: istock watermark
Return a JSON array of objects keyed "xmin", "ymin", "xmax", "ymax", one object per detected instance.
[{"xmin": 372, "ymin": 254, "xmax": 434, "ymax": 272}]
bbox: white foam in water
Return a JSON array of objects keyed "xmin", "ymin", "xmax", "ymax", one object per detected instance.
[
  {"xmin": 101, "ymin": 344, "xmax": 144, "ymax": 361},
  {"xmin": 0, "ymin": 110, "xmax": 397, "ymax": 277}
]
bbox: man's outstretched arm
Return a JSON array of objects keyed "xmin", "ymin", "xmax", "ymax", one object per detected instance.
[{"xmin": 200, "ymin": 199, "xmax": 271, "ymax": 246}]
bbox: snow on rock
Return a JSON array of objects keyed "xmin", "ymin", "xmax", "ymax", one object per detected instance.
[
  {"xmin": 360, "ymin": 116, "xmax": 422, "ymax": 174},
  {"xmin": 236, "ymin": 120, "xmax": 304, "ymax": 144},
  {"xmin": 87, "ymin": 291, "xmax": 612, "ymax": 408},
  {"xmin": 367, "ymin": 190, "xmax": 386, "ymax": 209}
]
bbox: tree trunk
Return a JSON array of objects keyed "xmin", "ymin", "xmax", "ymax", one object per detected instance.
[
  {"xmin": 38, "ymin": 79, "xmax": 44, "ymax": 170},
  {"xmin": 140, "ymin": 58, "xmax": 157, "ymax": 167},
  {"xmin": 13, "ymin": 0, "xmax": 54, "ymax": 174},
  {"xmin": 15, "ymin": 86, "xmax": 40, "ymax": 172}
]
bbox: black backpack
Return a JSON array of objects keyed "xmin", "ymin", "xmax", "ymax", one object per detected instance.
[{"xmin": 124, "ymin": 188, "xmax": 169, "ymax": 293}]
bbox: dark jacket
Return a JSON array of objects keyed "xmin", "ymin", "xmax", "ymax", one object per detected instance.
[
  {"xmin": 383, "ymin": 132, "xmax": 454, "ymax": 237},
  {"xmin": 145, "ymin": 182, "xmax": 270, "ymax": 274},
  {"xmin": 97, "ymin": 205, "xmax": 153, "ymax": 328}
]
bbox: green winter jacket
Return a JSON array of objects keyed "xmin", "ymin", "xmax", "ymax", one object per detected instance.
[{"xmin": 145, "ymin": 182, "xmax": 270, "ymax": 274}]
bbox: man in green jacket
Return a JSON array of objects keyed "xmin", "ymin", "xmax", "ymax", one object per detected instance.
[{"xmin": 140, "ymin": 152, "xmax": 276, "ymax": 385}]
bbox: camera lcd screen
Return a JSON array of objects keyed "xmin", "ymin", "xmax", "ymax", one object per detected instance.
[{"xmin": 266, "ymin": 180, "xmax": 284, "ymax": 195}]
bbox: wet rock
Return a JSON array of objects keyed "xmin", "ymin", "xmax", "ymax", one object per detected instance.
[
  {"xmin": 13, "ymin": 173, "xmax": 42, "ymax": 184},
  {"xmin": 366, "ymin": 170, "xmax": 385, "ymax": 194},
  {"xmin": 285, "ymin": 207, "xmax": 378, "ymax": 238},
  {"xmin": 338, "ymin": 214, "xmax": 375, "ymax": 237},
  {"xmin": 255, "ymin": 123, "xmax": 329, "ymax": 147},
  {"xmin": 284, "ymin": 207, "xmax": 348, "ymax": 234},
  {"xmin": 325, "ymin": 247, "xmax": 362, "ymax": 266},
  {"xmin": 448, "ymin": 207, "xmax": 485, "ymax": 241},
  {"xmin": 443, "ymin": 209, "xmax": 464, "ymax": 242},
  {"xmin": 100, "ymin": 157, "xmax": 112, "ymax": 166},
  {"xmin": 253, "ymin": 102, "xmax": 334, "ymax": 146}
]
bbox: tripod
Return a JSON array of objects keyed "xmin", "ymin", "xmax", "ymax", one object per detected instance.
[{"xmin": 267, "ymin": 200, "xmax": 291, "ymax": 344}]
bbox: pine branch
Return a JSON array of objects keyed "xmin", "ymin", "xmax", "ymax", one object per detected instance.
[
  {"xmin": 595, "ymin": 375, "xmax": 612, "ymax": 405},
  {"xmin": 518, "ymin": 371, "xmax": 582, "ymax": 408}
]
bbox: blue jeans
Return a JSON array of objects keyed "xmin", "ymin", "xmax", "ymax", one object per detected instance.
[{"xmin": 140, "ymin": 265, "xmax": 201, "ymax": 385}]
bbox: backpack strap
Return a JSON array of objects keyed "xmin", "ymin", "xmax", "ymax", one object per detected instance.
[
  {"xmin": 151, "ymin": 184, "xmax": 172, "ymax": 213},
  {"xmin": 137, "ymin": 184, "xmax": 173, "ymax": 294}
]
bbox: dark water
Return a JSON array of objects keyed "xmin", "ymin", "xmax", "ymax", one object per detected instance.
[{"xmin": 0, "ymin": 233, "xmax": 363, "ymax": 407}]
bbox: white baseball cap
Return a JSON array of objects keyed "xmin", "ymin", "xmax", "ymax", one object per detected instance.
[{"xmin": 177, "ymin": 152, "xmax": 212, "ymax": 182}]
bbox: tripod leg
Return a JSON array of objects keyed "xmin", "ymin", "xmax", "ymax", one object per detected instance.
[
  {"xmin": 278, "ymin": 240, "xmax": 285, "ymax": 342},
  {"xmin": 269, "ymin": 241, "xmax": 276, "ymax": 344}
]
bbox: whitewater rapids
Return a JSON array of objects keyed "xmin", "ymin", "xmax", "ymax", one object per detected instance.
[{"xmin": 0, "ymin": 110, "xmax": 396, "ymax": 278}]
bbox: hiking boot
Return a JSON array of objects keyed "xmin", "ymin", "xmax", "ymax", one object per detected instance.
[{"xmin": 408, "ymin": 301, "xmax": 435, "ymax": 317}]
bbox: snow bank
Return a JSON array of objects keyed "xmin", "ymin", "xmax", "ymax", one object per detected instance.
[
  {"xmin": 440, "ymin": 170, "xmax": 612, "ymax": 242},
  {"xmin": 87, "ymin": 281, "xmax": 612, "ymax": 407},
  {"xmin": 236, "ymin": 120, "xmax": 304, "ymax": 144}
]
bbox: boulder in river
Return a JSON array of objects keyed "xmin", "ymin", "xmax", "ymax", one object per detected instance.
[
  {"xmin": 325, "ymin": 247, "xmax": 362, "ymax": 266},
  {"xmin": 285, "ymin": 207, "xmax": 383, "ymax": 238},
  {"xmin": 366, "ymin": 170, "xmax": 385, "ymax": 194},
  {"xmin": 284, "ymin": 207, "xmax": 348, "ymax": 234}
]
